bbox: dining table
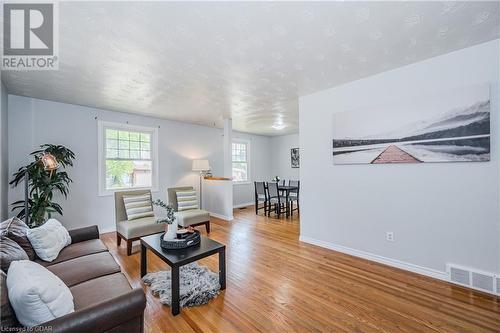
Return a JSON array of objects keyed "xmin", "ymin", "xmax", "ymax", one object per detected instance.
[{"xmin": 277, "ymin": 185, "xmax": 299, "ymax": 218}]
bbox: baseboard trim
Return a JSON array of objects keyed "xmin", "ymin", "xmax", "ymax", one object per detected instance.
[
  {"xmin": 299, "ymin": 235, "xmax": 448, "ymax": 282},
  {"xmin": 209, "ymin": 212, "xmax": 233, "ymax": 221},
  {"xmin": 233, "ymin": 202, "xmax": 254, "ymax": 209}
]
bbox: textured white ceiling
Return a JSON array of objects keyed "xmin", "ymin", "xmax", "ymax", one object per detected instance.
[{"xmin": 2, "ymin": 1, "xmax": 500, "ymax": 135}]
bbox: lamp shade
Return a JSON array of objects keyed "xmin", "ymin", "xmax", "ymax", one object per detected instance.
[{"xmin": 192, "ymin": 159, "xmax": 210, "ymax": 171}]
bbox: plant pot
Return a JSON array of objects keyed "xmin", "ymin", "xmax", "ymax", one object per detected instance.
[{"xmin": 164, "ymin": 223, "xmax": 178, "ymax": 240}]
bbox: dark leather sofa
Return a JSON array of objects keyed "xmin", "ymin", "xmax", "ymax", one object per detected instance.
[{"xmin": 1, "ymin": 225, "xmax": 146, "ymax": 333}]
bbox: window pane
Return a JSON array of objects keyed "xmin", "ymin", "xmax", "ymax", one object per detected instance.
[
  {"xmin": 130, "ymin": 150, "xmax": 140, "ymax": 159},
  {"xmin": 232, "ymin": 142, "xmax": 247, "ymax": 162},
  {"xmin": 118, "ymin": 150, "xmax": 130, "ymax": 159},
  {"xmin": 129, "ymin": 132, "xmax": 140, "ymax": 141},
  {"xmin": 118, "ymin": 131, "xmax": 129, "ymax": 140},
  {"xmin": 141, "ymin": 142, "xmax": 150, "ymax": 151},
  {"xmin": 119, "ymin": 140, "xmax": 129, "ymax": 150},
  {"xmin": 106, "ymin": 129, "xmax": 118, "ymax": 139},
  {"xmin": 140, "ymin": 133, "xmax": 150, "ymax": 142},
  {"xmin": 141, "ymin": 151, "xmax": 150, "ymax": 159},
  {"xmin": 106, "ymin": 149, "xmax": 118, "ymax": 158},
  {"xmin": 232, "ymin": 162, "xmax": 248, "ymax": 181},
  {"xmin": 106, "ymin": 139, "xmax": 118, "ymax": 149},
  {"xmin": 106, "ymin": 160, "xmax": 152, "ymax": 190},
  {"xmin": 129, "ymin": 141, "xmax": 140, "ymax": 150}
]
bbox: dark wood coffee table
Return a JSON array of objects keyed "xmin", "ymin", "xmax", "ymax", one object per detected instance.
[{"xmin": 140, "ymin": 233, "xmax": 226, "ymax": 315}]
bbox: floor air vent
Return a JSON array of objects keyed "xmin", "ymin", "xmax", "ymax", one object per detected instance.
[{"xmin": 447, "ymin": 264, "xmax": 498, "ymax": 295}]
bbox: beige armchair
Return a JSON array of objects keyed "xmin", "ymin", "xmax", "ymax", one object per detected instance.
[
  {"xmin": 114, "ymin": 190, "xmax": 164, "ymax": 255},
  {"xmin": 167, "ymin": 186, "xmax": 211, "ymax": 233}
]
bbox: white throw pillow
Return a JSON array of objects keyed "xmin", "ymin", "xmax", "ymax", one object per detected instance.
[
  {"xmin": 7, "ymin": 260, "xmax": 74, "ymax": 327},
  {"xmin": 27, "ymin": 219, "xmax": 71, "ymax": 262}
]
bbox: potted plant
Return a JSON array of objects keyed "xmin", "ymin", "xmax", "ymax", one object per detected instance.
[
  {"xmin": 272, "ymin": 176, "xmax": 281, "ymax": 182},
  {"xmin": 10, "ymin": 144, "xmax": 75, "ymax": 227},
  {"xmin": 152, "ymin": 199, "xmax": 177, "ymax": 239}
]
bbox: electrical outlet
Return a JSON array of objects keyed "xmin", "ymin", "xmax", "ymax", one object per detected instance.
[{"xmin": 386, "ymin": 232, "xmax": 394, "ymax": 242}]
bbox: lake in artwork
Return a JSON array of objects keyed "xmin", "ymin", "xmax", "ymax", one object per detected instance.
[{"xmin": 332, "ymin": 85, "xmax": 490, "ymax": 164}]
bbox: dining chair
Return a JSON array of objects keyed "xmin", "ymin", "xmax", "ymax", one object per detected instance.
[
  {"xmin": 288, "ymin": 180, "xmax": 300, "ymax": 216},
  {"xmin": 266, "ymin": 182, "xmax": 286, "ymax": 218},
  {"xmin": 254, "ymin": 181, "xmax": 268, "ymax": 215},
  {"xmin": 278, "ymin": 179, "xmax": 286, "ymax": 196}
]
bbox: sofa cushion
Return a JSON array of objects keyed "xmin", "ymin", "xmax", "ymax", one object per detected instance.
[
  {"xmin": 0, "ymin": 218, "xmax": 36, "ymax": 260},
  {"xmin": 174, "ymin": 209, "xmax": 210, "ymax": 227},
  {"xmin": 0, "ymin": 236, "xmax": 28, "ymax": 272},
  {"xmin": 35, "ymin": 239, "xmax": 108, "ymax": 267},
  {"xmin": 27, "ymin": 219, "xmax": 71, "ymax": 262},
  {"xmin": 7, "ymin": 260, "xmax": 74, "ymax": 327},
  {"xmin": 0, "ymin": 271, "xmax": 20, "ymax": 329},
  {"xmin": 46, "ymin": 252, "xmax": 120, "ymax": 287},
  {"xmin": 123, "ymin": 193, "xmax": 154, "ymax": 221},
  {"xmin": 70, "ymin": 273, "xmax": 132, "ymax": 310},
  {"xmin": 116, "ymin": 217, "xmax": 164, "ymax": 239}
]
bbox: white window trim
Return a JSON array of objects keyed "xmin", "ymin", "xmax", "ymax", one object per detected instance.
[
  {"xmin": 232, "ymin": 138, "xmax": 251, "ymax": 185},
  {"xmin": 97, "ymin": 120, "xmax": 159, "ymax": 196}
]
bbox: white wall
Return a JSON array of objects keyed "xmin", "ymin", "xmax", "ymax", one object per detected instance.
[
  {"xmin": 270, "ymin": 133, "xmax": 300, "ymax": 181},
  {"xmin": 299, "ymin": 39, "xmax": 500, "ymax": 277},
  {"xmin": 0, "ymin": 83, "xmax": 8, "ymax": 220},
  {"xmin": 7, "ymin": 96, "xmax": 271, "ymax": 232},
  {"xmin": 232, "ymin": 131, "xmax": 272, "ymax": 207}
]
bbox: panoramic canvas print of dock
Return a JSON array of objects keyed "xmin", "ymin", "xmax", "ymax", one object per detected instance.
[{"xmin": 332, "ymin": 85, "xmax": 490, "ymax": 164}]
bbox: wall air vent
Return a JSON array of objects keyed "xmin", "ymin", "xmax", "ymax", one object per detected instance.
[
  {"xmin": 449, "ymin": 266, "xmax": 470, "ymax": 286},
  {"xmin": 471, "ymin": 272, "xmax": 494, "ymax": 293},
  {"xmin": 446, "ymin": 264, "xmax": 498, "ymax": 296}
]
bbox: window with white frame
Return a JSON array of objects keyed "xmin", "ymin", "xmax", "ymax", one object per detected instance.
[
  {"xmin": 232, "ymin": 140, "xmax": 250, "ymax": 182},
  {"xmin": 98, "ymin": 121, "xmax": 158, "ymax": 195}
]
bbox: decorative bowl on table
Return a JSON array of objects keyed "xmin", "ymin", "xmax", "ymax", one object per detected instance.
[{"xmin": 160, "ymin": 230, "xmax": 201, "ymax": 250}]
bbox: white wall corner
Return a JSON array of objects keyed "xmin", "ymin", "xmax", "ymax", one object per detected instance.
[{"xmin": 209, "ymin": 212, "xmax": 233, "ymax": 221}]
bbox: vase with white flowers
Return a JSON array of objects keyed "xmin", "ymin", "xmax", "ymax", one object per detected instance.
[{"xmin": 152, "ymin": 199, "xmax": 177, "ymax": 240}]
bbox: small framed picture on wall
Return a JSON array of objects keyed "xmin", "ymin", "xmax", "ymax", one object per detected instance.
[{"xmin": 291, "ymin": 148, "xmax": 299, "ymax": 168}]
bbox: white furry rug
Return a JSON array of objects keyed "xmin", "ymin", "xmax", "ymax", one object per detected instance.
[{"xmin": 142, "ymin": 263, "xmax": 220, "ymax": 307}]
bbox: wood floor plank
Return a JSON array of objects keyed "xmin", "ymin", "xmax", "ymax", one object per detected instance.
[{"xmin": 100, "ymin": 207, "xmax": 500, "ymax": 332}]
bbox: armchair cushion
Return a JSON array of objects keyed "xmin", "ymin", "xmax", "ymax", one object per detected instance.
[
  {"xmin": 174, "ymin": 209, "xmax": 210, "ymax": 227},
  {"xmin": 116, "ymin": 217, "xmax": 164, "ymax": 239},
  {"xmin": 167, "ymin": 186, "xmax": 195, "ymax": 212},
  {"xmin": 123, "ymin": 193, "xmax": 154, "ymax": 221},
  {"xmin": 176, "ymin": 190, "xmax": 198, "ymax": 211}
]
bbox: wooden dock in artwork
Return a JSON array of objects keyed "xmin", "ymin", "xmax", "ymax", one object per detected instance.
[{"xmin": 371, "ymin": 145, "xmax": 422, "ymax": 164}]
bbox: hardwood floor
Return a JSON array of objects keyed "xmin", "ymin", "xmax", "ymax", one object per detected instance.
[{"xmin": 101, "ymin": 207, "xmax": 500, "ymax": 333}]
